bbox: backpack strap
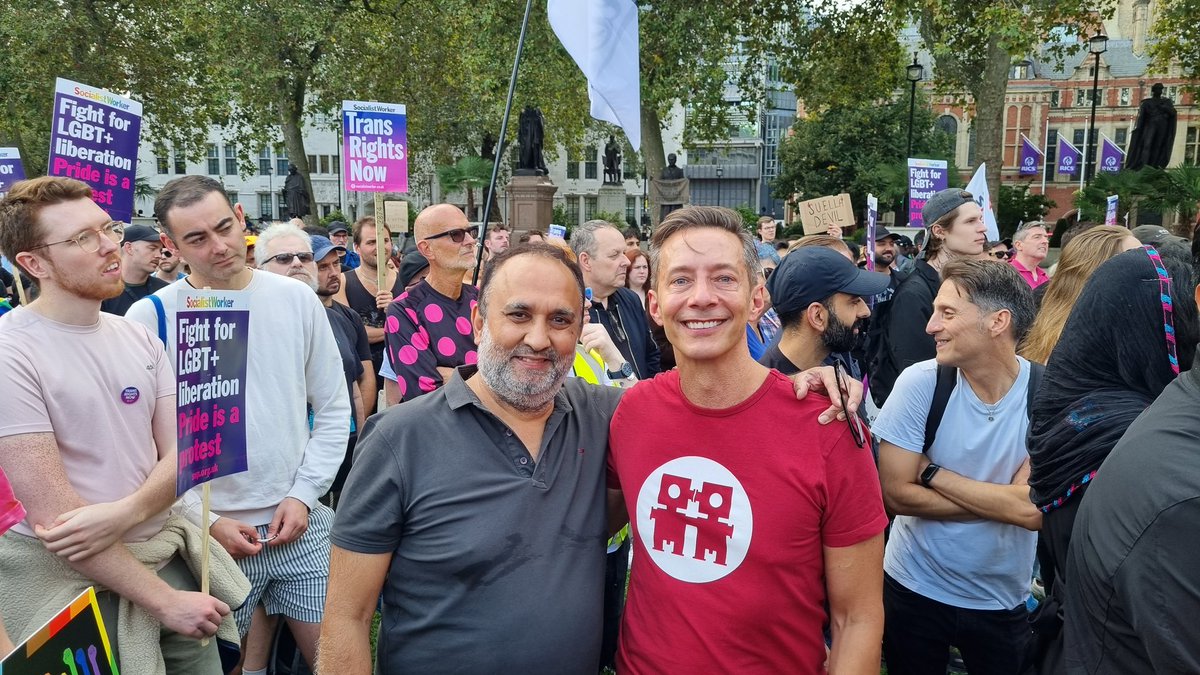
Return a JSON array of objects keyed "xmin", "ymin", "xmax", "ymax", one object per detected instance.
[
  {"xmin": 148, "ymin": 294, "xmax": 167, "ymax": 346},
  {"xmin": 1026, "ymin": 361, "xmax": 1045, "ymax": 419},
  {"xmin": 923, "ymin": 364, "xmax": 957, "ymax": 453}
]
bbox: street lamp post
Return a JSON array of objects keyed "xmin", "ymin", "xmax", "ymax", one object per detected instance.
[
  {"xmin": 716, "ymin": 166, "xmax": 724, "ymax": 207},
  {"xmin": 905, "ymin": 52, "xmax": 925, "ymax": 162},
  {"xmin": 1085, "ymin": 34, "xmax": 1108, "ymax": 185}
]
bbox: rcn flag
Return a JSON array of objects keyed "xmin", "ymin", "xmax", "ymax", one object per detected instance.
[
  {"xmin": 548, "ymin": 0, "xmax": 642, "ymax": 150},
  {"xmin": 1018, "ymin": 135, "xmax": 1043, "ymax": 175},
  {"xmin": 965, "ymin": 163, "xmax": 1000, "ymax": 241},
  {"xmin": 1057, "ymin": 136, "xmax": 1082, "ymax": 174},
  {"xmin": 1098, "ymin": 135, "xmax": 1125, "ymax": 173}
]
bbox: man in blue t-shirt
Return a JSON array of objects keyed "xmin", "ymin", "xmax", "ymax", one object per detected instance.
[{"xmin": 874, "ymin": 259, "xmax": 1042, "ymax": 675}]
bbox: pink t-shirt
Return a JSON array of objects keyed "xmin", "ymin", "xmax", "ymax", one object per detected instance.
[
  {"xmin": 0, "ymin": 307, "xmax": 173, "ymax": 542},
  {"xmin": 1010, "ymin": 258, "xmax": 1049, "ymax": 289},
  {"xmin": 0, "ymin": 467, "xmax": 24, "ymax": 536}
]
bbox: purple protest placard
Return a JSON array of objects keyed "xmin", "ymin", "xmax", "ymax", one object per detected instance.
[
  {"xmin": 0, "ymin": 147, "xmax": 26, "ymax": 194},
  {"xmin": 1105, "ymin": 195, "xmax": 1119, "ymax": 227},
  {"xmin": 47, "ymin": 78, "xmax": 142, "ymax": 223},
  {"xmin": 865, "ymin": 194, "xmax": 878, "ymax": 273},
  {"xmin": 1057, "ymin": 136, "xmax": 1082, "ymax": 175},
  {"xmin": 342, "ymin": 100, "xmax": 408, "ymax": 192},
  {"xmin": 176, "ymin": 290, "xmax": 250, "ymax": 496},
  {"xmin": 1098, "ymin": 135, "xmax": 1125, "ymax": 173},
  {"xmin": 908, "ymin": 158, "xmax": 948, "ymax": 229},
  {"xmin": 1018, "ymin": 135, "xmax": 1043, "ymax": 175}
]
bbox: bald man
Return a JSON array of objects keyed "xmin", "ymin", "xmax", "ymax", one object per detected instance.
[{"xmin": 380, "ymin": 204, "xmax": 480, "ymax": 404}]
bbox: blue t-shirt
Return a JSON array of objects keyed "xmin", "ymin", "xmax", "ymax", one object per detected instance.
[{"xmin": 872, "ymin": 358, "xmax": 1037, "ymax": 610}]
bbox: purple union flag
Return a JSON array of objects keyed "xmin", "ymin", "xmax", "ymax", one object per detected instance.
[
  {"xmin": 1019, "ymin": 136, "xmax": 1042, "ymax": 175},
  {"xmin": 1057, "ymin": 136, "xmax": 1082, "ymax": 175},
  {"xmin": 1098, "ymin": 136, "xmax": 1125, "ymax": 173}
]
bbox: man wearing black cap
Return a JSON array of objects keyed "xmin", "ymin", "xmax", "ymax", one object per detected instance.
[
  {"xmin": 870, "ymin": 225, "xmax": 906, "ymax": 303},
  {"xmin": 328, "ymin": 221, "xmax": 360, "ymax": 270},
  {"xmin": 761, "ymin": 246, "xmax": 890, "ymax": 376},
  {"xmin": 99, "ymin": 223, "xmax": 168, "ymax": 315}
]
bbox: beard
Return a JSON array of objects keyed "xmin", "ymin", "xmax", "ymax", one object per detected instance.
[
  {"xmin": 476, "ymin": 324, "xmax": 572, "ymax": 413},
  {"xmin": 874, "ymin": 250, "xmax": 895, "ymax": 266},
  {"xmin": 48, "ymin": 256, "xmax": 123, "ymax": 301},
  {"xmin": 821, "ymin": 309, "xmax": 866, "ymax": 354}
]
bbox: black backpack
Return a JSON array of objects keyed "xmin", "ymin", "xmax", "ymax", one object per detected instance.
[{"xmin": 922, "ymin": 362, "xmax": 1045, "ymax": 452}]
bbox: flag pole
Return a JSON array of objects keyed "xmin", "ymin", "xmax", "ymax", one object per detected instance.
[
  {"xmin": 1079, "ymin": 126, "xmax": 1088, "ymax": 193},
  {"xmin": 1040, "ymin": 127, "xmax": 1049, "ymax": 195},
  {"xmin": 473, "ymin": 0, "xmax": 535, "ymax": 286}
]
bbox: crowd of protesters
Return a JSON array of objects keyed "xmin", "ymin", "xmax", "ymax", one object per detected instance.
[{"xmin": 1, "ymin": 173, "xmax": 1198, "ymax": 675}]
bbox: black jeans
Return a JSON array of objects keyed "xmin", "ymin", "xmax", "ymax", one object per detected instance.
[{"xmin": 883, "ymin": 573, "xmax": 1032, "ymax": 675}]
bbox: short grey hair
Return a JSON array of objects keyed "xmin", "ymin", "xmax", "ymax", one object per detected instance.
[
  {"xmin": 649, "ymin": 206, "xmax": 762, "ymax": 284},
  {"xmin": 255, "ymin": 223, "xmax": 311, "ymax": 266},
  {"xmin": 940, "ymin": 259, "xmax": 1036, "ymax": 341},
  {"xmin": 570, "ymin": 219, "xmax": 621, "ymax": 259},
  {"xmin": 1013, "ymin": 221, "xmax": 1049, "ymax": 242}
]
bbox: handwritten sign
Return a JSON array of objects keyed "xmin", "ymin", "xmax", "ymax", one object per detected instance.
[
  {"xmin": 47, "ymin": 79, "xmax": 142, "ymax": 223},
  {"xmin": 176, "ymin": 290, "xmax": 250, "ymax": 495},
  {"xmin": 342, "ymin": 100, "xmax": 408, "ymax": 193},
  {"xmin": 0, "ymin": 588, "xmax": 117, "ymax": 675},
  {"xmin": 798, "ymin": 193, "xmax": 855, "ymax": 235}
]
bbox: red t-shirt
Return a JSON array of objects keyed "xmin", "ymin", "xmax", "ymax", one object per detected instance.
[
  {"xmin": 0, "ymin": 467, "xmax": 25, "ymax": 536},
  {"xmin": 608, "ymin": 370, "xmax": 888, "ymax": 674}
]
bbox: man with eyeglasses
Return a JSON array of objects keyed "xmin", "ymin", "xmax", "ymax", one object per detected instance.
[
  {"xmin": 0, "ymin": 177, "xmax": 241, "ymax": 672},
  {"xmin": 874, "ymin": 259, "xmax": 1042, "ymax": 674},
  {"xmin": 607, "ymin": 206, "xmax": 887, "ymax": 673},
  {"xmin": 98, "ymin": 224, "xmax": 168, "ymax": 316},
  {"xmin": 126, "ymin": 175, "xmax": 349, "ymax": 673},
  {"xmin": 380, "ymin": 203, "xmax": 479, "ymax": 405},
  {"xmin": 572, "ymin": 220, "xmax": 660, "ymax": 381}
]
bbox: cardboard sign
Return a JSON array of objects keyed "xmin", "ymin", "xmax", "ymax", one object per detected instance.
[
  {"xmin": 1, "ymin": 588, "xmax": 117, "ymax": 674},
  {"xmin": 47, "ymin": 78, "xmax": 142, "ymax": 223},
  {"xmin": 798, "ymin": 193, "xmax": 855, "ymax": 235},
  {"xmin": 175, "ymin": 290, "xmax": 250, "ymax": 495},
  {"xmin": 342, "ymin": 100, "xmax": 408, "ymax": 193},
  {"xmin": 383, "ymin": 200, "xmax": 410, "ymax": 234}
]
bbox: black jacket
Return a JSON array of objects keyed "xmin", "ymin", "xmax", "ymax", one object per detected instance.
[
  {"xmin": 589, "ymin": 287, "xmax": 661, "ymax": 379},
  {"xmin": 870, "ymin": 258, "xmax": 939, "ymax": 406}
]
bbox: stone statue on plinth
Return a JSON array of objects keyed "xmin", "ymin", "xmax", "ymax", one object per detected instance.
[
  {"xmin": 652, "ymin": 153, "xmax": 689, "ymax": 220},
  {"xmin": 516, "ymin": 106, "xmax": 548, "ymax": 176},
  {"xmin": 1127, "ymin": 83, "xmax": 1177, "ymax": 170},
  {"xmin": 282, "ymin": 164, "xmax": 310, "ymax": 218},
  {"xmin": 603, "ymin": 135, "xmax": 622, "ymax": 184}
]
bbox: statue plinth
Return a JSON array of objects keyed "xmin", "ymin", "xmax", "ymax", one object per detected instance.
[
  {"xmin": 597, "ymin": 184, "xmax": 626, "ymax": 218},
  {"xmin": 506, "ymin": 174, "xmax": 558, "ymax": 231}
]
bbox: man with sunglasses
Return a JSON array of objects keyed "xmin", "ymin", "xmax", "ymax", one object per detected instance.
[
  {"xmin": 99, "ymin": 223, "xmax": 168, "ymax": 315},
  {"xmin": 155, "ymin": 246, "xmax": 187, "ymax": 283},
  {"xmin": 607, "ymin": 206, "xmax": 888, "ymax": 673},
  {"xmin": 127, "ymin": 175, "xmax": 349, "ymax": 673},
  {"xmin": 0, "ymin": 177, "xmax": 239, "ymax": 672},
  {"xmin": 380, "ymin": 203, "xmax": 480, "ymax": 405}
]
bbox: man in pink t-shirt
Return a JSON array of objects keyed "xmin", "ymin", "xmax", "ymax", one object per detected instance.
[
  {"xmin": 607, "ymin": 206, "xmax": 888, "ymax": 673},
  {"xmin": 1009, "ymin": 222, "xmax": 1050, "ymax": 288}
]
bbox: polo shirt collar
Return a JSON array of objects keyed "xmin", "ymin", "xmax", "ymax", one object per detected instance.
[{"xmin": 444, "ymin": 365, "xmax": 575, "ymax": 414}]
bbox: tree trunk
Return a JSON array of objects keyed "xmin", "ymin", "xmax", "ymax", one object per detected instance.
[
  {"xmin": 466, "ymin": 188, "xmax": 476, "ymax": 222},
  {"xmin": 641, "ymin": 105, "xmax": 667, "ymax": 230},
  {"xmin": 967, "ymin": 36, "xmax": 1011, "ymax": 206},
  {"xmin": 279, "ymin": 77, "xmax": 317, "ymax": 227}
]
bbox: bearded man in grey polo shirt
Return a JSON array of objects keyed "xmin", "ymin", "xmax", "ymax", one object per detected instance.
[{"xmin": 317, "ymin": 243, "xmax": 859, "ymax": 674}]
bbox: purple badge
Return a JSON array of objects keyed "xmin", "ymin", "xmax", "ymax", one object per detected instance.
[{"xmin": 120, "ymin": 387, "xmax": 140, "ymax": 404}]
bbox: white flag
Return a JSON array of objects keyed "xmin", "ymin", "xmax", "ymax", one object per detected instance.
[
  {"xmin": 965, "ymin": 163, "xmax": 999, "ymax": 241},
  {"xmin": 548, "ymin": 0, "xmax": 642, "ymax": 150}
]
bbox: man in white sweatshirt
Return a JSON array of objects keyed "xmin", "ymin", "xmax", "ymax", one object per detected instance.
[{"xmin": 127, "ymin": 175, "xmax": 349, "ymax": 673}]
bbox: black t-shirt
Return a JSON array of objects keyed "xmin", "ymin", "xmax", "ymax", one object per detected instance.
[
  {"xmin": 759, "ymin": 343, "xmax": 801, "ymax": 375},
  {"xmin": 1064, "ymin": 368, "xmax": 1200, "ymax": 672},
  {"xmin": 100, "ymin": 276, "xmax": 169, "ymax": 316},
  {"xmin": 325, "ymin": 301, "xmax": 370, "ymax": 428}
]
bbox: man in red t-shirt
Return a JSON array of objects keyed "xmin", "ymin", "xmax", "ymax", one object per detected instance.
[{"xmin": 607, "ymin": 206, "xmax": 888, "ymax": 674}]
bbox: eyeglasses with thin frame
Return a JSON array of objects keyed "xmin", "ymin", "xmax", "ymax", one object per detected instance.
[
  {"xmin": 424, "ymin": 227, "xmax": 471, "ymax": 243},
  {"xmin": 833, "ymin": 360, "xmax": 866, "ymax": 448},
  {"xmin": 265, "ymin": 252, "xmax": 315, "ymax": 265},
  {"xmin": 28, "ymin": 221, "xmax": 125, "ymax": 254}
]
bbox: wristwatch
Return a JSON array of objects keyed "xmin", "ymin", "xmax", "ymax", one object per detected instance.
[
  {"xmin": 606, "ymin": 361, "xmax": 634, "ymax": 380},
  {"xmin": 920, "ymin": 463, "xmax": 941, "ymax": 488}
]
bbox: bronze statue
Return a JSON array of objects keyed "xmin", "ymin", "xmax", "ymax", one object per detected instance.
[
  {"xmin": 1127, "ymin": 83, "xmax": 1177, "ymax": 171},
  {"xmin": 517, "ymin": 106, "xmax": 547, "ymax": 175},
  {"xmin": 603, "ymin": 135, "xmax": 621, "ymax": 184},
  {"xmin": 652, "ymin": 153, "xmax": 689, "ymax": 220},
  {"xmin": 661, "ymin": 153, "xmax": 685, "ymax": 180},
  {"xmin": 281, "ymin": 164, "xmax": 310, "ymax": 218}
]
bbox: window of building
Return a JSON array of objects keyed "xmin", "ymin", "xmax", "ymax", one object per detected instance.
[
  {"xmin": 307, "ymin": 155, "xmax": 317, "ymax": 172},
  {"xmin": 330, "ymin": 155, "xmax": 339, "ymax": 175},
  {"xmin": 935, "ymin": 115, "xmax": 958, "ymax": 137},
  {"xmin": 623, "ymin": 146, "xmax": 638, "ymax": 180},
  {"xmin": 224, "ymin": 144, "xmax": 238, "ymax": 176},
  {"xmin": 1050, "ymin": 90, "xmax": 1061, "ymax": 108},
  {"xmin": 1075, "ymin": 88, "xmax": 1104, "ymax": 107},
  {"xmin": 1115, "ymin": 127, "xmax": 1128, "ymax": 150},
  {"xmin": 226, "ymin": 191, "xmax": 238, "ymax": 206},
  {"xmin": 259, "ymin": 148, "xmax": 272, "ymax": 175},
  {"xmin": 967, "ymin": 126, "xmax": 977, "ymax": 166},
  {"xmin": 584, "ymin": 195, "xmax": 598, "ymax": 221},
  {"xmin": 321, "ymin": 204, "xmax": 333, "ymax": 218},
  {"xmin": 320, "ymin": 155, "xmax": 330, "ymax": 174},
  {"xmin": 276, "ymin": 147, "xmax": 289, "ymax": 177},
  {"xmin": 206, "ymin": 144, "xmax": 220, "ymax": 175},
  {"xmin": 1003, "ymin": 105, "xmax": 1033, "ymax": 168},
  {"xmin": 155, "ymin": 145, "xmax": 169, "ymax": 174},
  {"xmin": 626, "ymin": 196, "xmax": 637, "ymax": 224},
  {"xmin": 1046, "ymin": 129, "xmax": 1058, "ymax": 179},
  {"xmin": 1186, "ymin": 126, "xmax": 1199, "ymax": 165},
  {"xmin": 565, "ymin": 195, "xmax": 580, "ymax": 225},
  {"xmin": 258, "ymin": 193, "xmax": 273, "ymax": 219},
  {"xmin": 1012, "ymin": 61, "xmax": 1031, "ymax": 79},
  {"xmin": 584, "ymin": 146, "xmax": 598, "ymax": 180},
  {"xmin": 1120, "ymin": 88, "xmax": 1131, "ymax": 106},
  {"xmin": 174, "ymin": 152, "xmax": 186, "ymax": 174}
]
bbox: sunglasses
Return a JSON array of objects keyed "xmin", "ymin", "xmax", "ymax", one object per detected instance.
[
  {"xmin": 833, "ymin": 360, "xmax": 866, "ymax": 449},
  {"xmin": 266, "ymin": 252, "xmax": 314, "ymax": 265},
  {"xmin": 161, "ymin": 250, "xmax": 173, "ymax": 259},
  {"xmin": 424, "ymin": 227, "xmax": 472, "ymax": 243},
  {"xmin": 990, "ymin": 250, "xmax": 1012, "ymax": 260}
]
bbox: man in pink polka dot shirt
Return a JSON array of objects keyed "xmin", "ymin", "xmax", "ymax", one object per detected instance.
[{"xmin": 382, "ymin": 204, "xmax": 480, "ymax": 404}]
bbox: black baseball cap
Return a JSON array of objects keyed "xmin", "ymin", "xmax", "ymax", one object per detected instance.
[
  {"xmin": 767, "ymin": 246, "xmax": 891, "ymax": 315},
  {"xmin": 328, "ymin": 221, "xmax": 349, "ymax": 235},
  {"xmin": 121, "ymin": 224, "xmax": 162, "ymax": 244},
  {"xmin": 864, "ymin": 225, "xmax": 903, "ymax": 244}
]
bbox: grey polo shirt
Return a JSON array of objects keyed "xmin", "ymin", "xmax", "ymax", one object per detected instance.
[{"xmin": 331, "ymin": 366, "xmax": 624, "ymax": 674}]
